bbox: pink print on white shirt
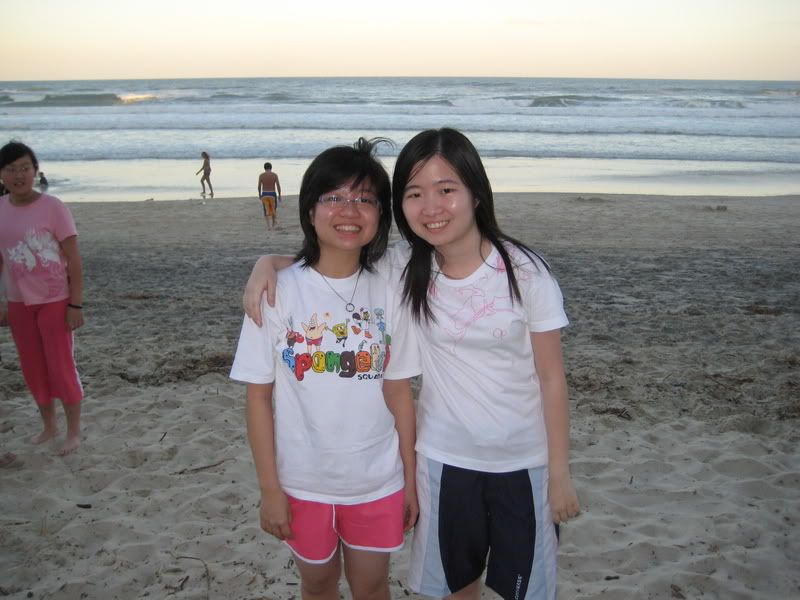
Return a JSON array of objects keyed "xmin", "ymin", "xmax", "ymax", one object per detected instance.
[{"xmin": 436, "ymin": 252, "xmax": 535, "ymax": 351}]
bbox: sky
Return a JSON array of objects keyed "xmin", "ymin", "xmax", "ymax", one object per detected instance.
[{"xmin": 2, "ymin": 0, "xmax": 798, "ymax": 81}]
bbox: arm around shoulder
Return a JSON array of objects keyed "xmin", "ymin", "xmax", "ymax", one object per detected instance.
[{"xmin": 243, "ymin": 254, "xmax": 295, "ymax": 325}]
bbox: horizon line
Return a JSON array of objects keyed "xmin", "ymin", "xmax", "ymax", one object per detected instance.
[{"xmin": 1, "ymin": 75, "xmax": 799, "ymax": 84}]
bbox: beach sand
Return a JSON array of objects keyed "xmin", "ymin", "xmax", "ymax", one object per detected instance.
[{"xmin": 1, "ymin": 193, "xmax": 798, "ymax": 599}]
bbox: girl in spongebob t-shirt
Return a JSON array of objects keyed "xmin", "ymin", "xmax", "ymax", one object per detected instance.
[{"xmin": 230, "ymin": 138, "xmax": 418, "ymax": 600}]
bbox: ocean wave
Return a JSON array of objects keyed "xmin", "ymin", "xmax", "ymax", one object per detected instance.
[
  {"xmin": 209, "ymin": 92, "xmax": 248, "ymax": 100},
  {"xmin": 171, "ymin": 92, "xmax": 377, "ymax": 106},
  {"xmin": 528, "ymin": 95, "xmax": 619, "ymax": 107},
  {"xmin": 760, "ymin": 88, "xmax": 800, "ymax": 98},
  {"xmin": 6, "ymin": 120, "xmax": 797, "ymax": 139},
  {"xmin": 9, "ymin": 93, "xmax": 126, "ymax": 107},
  {"xmin": 666, "ymin": 99, "xmax": 746, "ymax": 109},
  {"xmin": 383, "ymin": 99, "xmax": 454, "ymax": 107},
  {"xmin": 261, "ymin": 92, "xmax": 294, "ymax": 102},
  {"xmin": 481, "ymin": 147, "xmax": 800, "ymax": 163},
  {"xmin": 37, "ymin": 146, "xmax": 800, "ymax": 164},
  {"xmin": 119, "ymin": 94, "xmax": 157, "ymax": 104}
]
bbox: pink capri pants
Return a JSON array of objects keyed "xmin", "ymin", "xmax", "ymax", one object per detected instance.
[{"xmin": 8, "ymin": 299, "xmax": 83, "ymax": 407}]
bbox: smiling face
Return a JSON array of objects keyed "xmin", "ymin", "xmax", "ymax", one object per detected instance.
[
  {"xmin": 311, "ymin": 177, "xmax": 380, "ymax": 262},
  {"xmin": 1, "ymin": 154, "xmax": 38, "ymax": 199},
  {"xmin": 401, "ymin": 155, "xmax": 480, "ymax": 255}
]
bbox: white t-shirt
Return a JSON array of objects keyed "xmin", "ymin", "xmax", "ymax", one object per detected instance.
[
  {"xmin": 230, "ymin": 262, "xmax": 420, "ymax": 504},
  {"xmin": 383, "ymin": 243, "xmax": 569, "ymax": 472}
]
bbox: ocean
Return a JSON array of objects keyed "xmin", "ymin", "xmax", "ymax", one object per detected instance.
[{"xmin": 1, "ymin": 77, "xmax": 798, "ymax": 201}]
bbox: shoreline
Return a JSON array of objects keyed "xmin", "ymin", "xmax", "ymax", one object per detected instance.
[
  {"xmin": 34, "ymin": 157, "xmax": 800, "ymax": 203},
  {"xmin": 56, "ymin": 190, "xmax": 800, "ymax": 207},
  {"xmin": 1, "ymin": 192, "xmax": 798, "ymax": 599}
]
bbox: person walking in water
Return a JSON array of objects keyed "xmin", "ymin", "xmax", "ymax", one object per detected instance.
[
  {"xmin": 196, "ymin": 151, "xmax": 214, "ymax": 197},
  {"xmin": 258, "ymin": 162, "xmax": 281, "ymax": 230}
]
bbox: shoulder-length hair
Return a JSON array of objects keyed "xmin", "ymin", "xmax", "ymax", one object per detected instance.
[
  {"xmin": 391, "ymin": 128, "xmax": 547, "ymax": 322},
  {"xmin": 0, "ymin": 140, "xmax": 39, "ymax": 171},
  {"xmin": 296, "ymin": 137, "xmax": 392, "ymax": 270}
]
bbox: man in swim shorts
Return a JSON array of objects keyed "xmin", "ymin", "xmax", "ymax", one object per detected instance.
[{"xmin": 258, "ymin": 162, "xmax": 281, "ymax": 230}]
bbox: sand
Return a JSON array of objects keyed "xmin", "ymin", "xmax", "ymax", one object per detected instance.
[{"xmin": 1, "ymin": 193, "xmax": 798, "ymax": 599}]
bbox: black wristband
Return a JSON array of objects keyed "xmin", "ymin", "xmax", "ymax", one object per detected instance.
[{"xmin": 68, "ymin": 303, "xmax": 83, "ymax": 310}]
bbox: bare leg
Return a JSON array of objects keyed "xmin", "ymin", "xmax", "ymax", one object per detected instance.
[
  {"xmin": 208, "ymin": 179, "xmax": 214, "ymax": 197},
  {"xmin": 295, "ymin": 548, "xmax": 341, "ymax": 600},
  {"xmin": 60, "ymin": 401, "xmax": 82, "ymax": 455},
  {"xmin": 446, "ymin": 579, "xmax": 481, "ymax": 600},
  {"xmin": 342, "ymin": 545, "xmax": 390, "ymax": 600},
  {"xmin": 31, "ymin": 402, "xmax": 58, "ymax": 444}
]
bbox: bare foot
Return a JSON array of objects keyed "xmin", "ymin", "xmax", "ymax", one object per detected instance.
[
  {"xmin": 59, "ymin": 434, "xmax": 81, "ymax": 456},
  {"xmin": 31, "ymin": 429, "xmax": 58, "ymax": 445},
  {"xmin": 0, "ymin": 452, "xmax": 17, "ymax": 467}
]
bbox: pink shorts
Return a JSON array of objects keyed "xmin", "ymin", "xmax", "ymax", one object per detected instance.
[
  {"xmin": 286, "ymin": 489, "xmax": 404, "ymax": 564},
  {"xmin": 7, "ymin": 299, "xmax": 83, "ymax": 407}
]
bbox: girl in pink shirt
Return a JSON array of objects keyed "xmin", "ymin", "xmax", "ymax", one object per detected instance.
[{"xmin": 0, "ymin": 141, "xmax": 85, "ymax": 455}]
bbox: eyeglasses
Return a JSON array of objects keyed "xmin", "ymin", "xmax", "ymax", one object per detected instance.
[
  {"xmin": 318, "ymin": 191, "xmax": 379, "ymax": 209},
  {"xmin": 2, "ymin": 164, "xmax": 34, "ymax": 175}
]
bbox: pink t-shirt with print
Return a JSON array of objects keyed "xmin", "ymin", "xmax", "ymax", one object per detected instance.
[{"xmin": 0, "ymin": 193, "xmax": 78, "ymax": 305}]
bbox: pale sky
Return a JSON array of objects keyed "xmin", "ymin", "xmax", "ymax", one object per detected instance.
[{"xmin": 2, "ymin": 0, "xmax": 798, "ymax": 80}]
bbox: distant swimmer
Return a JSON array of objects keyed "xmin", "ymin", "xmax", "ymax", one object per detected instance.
[
  {"xmin": 257, "ymin": 162, "xmax": 281, "ymax": 230},
  {"xmin": 196, "ymin": 151, "xmax": 214, "ymax": 197},
  {"xmin": 38, "ymin": 172, "xmax": 49, "ymax": 189}
]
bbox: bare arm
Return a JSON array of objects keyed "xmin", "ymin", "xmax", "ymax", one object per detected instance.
[
  {"xmin": 60, "ymin": 235, "xmax": 84, "ymax": 330},
  {"xmin": 275, "ymin": 176, "xmax": 281, "ymax": 200},
  {"xmin": 246, "ymin": 382, "xmax": 292, "ymax": 540},
  {"xmin": 243, "ymin": 255, "xmax": 295, "ymax": 326},
  {"xmin": 383, "ymin": 378, "xmax": 419, "ymax": 532},
  {"xmin": 531, "ymin": 330, "xmax": 580, "ymax": 524}
]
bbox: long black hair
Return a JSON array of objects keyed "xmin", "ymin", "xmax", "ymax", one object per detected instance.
[
  {"xmin": 391, "ymin": 128, "xmax": 547, "ymax": 322},
  {"xmin": 296, "ymin": 137, "xmax": 392, "ymax": 270}
]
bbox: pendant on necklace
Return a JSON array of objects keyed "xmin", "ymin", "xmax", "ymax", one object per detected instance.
[{"xmin": 319, "ymin": 268, "xmax": 362, "ymax": 314}]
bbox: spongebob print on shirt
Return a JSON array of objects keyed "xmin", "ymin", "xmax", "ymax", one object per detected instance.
[{"xmin": 281, "ymin": 305, "xmax": 391, "ymax": 382}]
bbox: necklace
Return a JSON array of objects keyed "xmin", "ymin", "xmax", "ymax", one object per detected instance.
[{"xmin": 319, "ymin": 268, "xmax": 362, "ymax": 313}]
